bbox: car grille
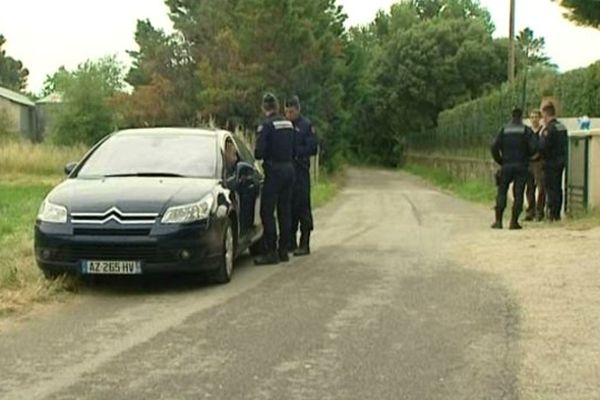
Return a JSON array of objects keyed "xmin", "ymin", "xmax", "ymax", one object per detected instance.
[
  {"xmin": 73, "ymin": 228, "xmax": 152, "ymax": 236},
  {"xmin": 70, "ymin": 207, "xmax": 158, "ymax": 225},
  {"xmin": 56, "ymin": 244, "xmax": 177, "ymax": 263}
]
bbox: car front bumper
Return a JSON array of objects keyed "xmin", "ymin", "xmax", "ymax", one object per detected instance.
[{"xmin": 34, "ymin": 220, "xmax": 225, "ymax": 276}]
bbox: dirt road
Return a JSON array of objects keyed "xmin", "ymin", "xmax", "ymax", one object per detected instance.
[{"xmin": 0, "ymin": 168, "xmax": 594, "ymax": 399}]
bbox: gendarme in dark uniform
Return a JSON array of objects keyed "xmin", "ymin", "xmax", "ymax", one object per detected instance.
[
  {"xmin": 491, "ymin": 108, "xmax": 538, "ymax": 230},
  {"xmin": 254, "ymin": 93, "xmax": 296, "ymax": 265},
  {"xmin": 285, "ymin": 96, "xmax": 318, "ymax": 256},
  {"xmin": 539, "ymin": 103, "xmax": 568, "ymax": 221}
]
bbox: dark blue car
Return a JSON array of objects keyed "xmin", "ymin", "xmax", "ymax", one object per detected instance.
[{"xmin": 34, "ymin": 128, "xmax": 264, "ymax": 284}]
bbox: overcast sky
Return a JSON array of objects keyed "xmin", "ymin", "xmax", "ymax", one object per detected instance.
[{"xmin": 1, "ymin": 0, "xmax": 599, "ymax": 93}]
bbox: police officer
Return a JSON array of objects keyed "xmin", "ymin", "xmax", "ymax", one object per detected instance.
[
  {"xmin": 285, "ymin": 96, "xmax": 318, "ymax": 256},
  {"xmin": 254, "ymin": 93, "xmax": 296, "ymax": 265},
  {"xmin": 491, "ymin": 108, "xmax": 538, "ymax": 230},
  {"xmin": 539, "ymin": 102, "xmax": 568, "ymax": 221}
]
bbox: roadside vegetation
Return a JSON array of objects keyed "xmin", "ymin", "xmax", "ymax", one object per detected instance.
[
  {"xmin": 404, "ymin": 164, "xmax": 496, "ymax": 205},
  {"xmin": 312, "ymin": 172, "xmax": 345, "ymax": 209},
  {"xmin": 0, "ymin": 141, "xmax": 84, "ymax": 316}
]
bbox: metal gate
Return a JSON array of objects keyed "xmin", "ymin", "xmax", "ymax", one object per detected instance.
[{"xmin": 566, "ymin": 134, "xmax": 590, "ymax": 213}]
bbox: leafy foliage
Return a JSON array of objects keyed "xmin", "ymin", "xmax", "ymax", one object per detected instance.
[
  {"xmin": 125, "ymin": 20, "xmax": 198, "ymax": 126},
  {"xmin": 340, "ymin": 0, "xmax": 507, "ymax": 166},
  {"xmin": 418, "ymin": 61, "xmax": 600, "ymax": 158},
  {"xmin": 557, "ymin": 0, "xmax": 600, "ymax": 28},
  {"xmin": 37, "ymin": 0, "xmax": 562, "ymax": 169},
  {"xmin": 46, "ymin": 56, "xmax": 125, "ymax": 145},
  {"xmin": 0, "ymin": 34, "xmax": 29, "ymax": 91},
  {"xmin": 517, "ymin": 28, "xmax": 553, "ymax": 69}
]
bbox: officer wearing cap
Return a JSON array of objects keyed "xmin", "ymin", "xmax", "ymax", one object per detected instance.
[
  {"xmin": 491, "ymin": 107, "xmax": 538, "ymax": 230},
  {"xmin": 285, "ymin": 96, "xmax": 318, "ymax": 256},
  {"xmin": 254, "ymin": 93, "xmax": 297, "ymax": 265},
  {"xmin": 539, "ymin": 102, "xmax": 568, "ymax": 221}
]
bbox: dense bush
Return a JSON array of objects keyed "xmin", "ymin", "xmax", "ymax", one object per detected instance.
[{"xmin": 417, "ymin": 62, "xmax": 600, "ymax": 156}]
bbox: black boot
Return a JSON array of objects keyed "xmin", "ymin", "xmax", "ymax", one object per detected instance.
[
  {"xmin": 294, "ymin": 233, "xmax": 311, "ymax": 256},
  {"xmin": 509, "ymin": 210, "xmax": 522, "ymax": 230},
  {"xmin": 254, "ymin": 251, "xmax": 279, "ymax": 266},
  {"xmin": 536, "ymin": 209, "xmax": 545, "ymax": 222},
  {"xmin": 289, "ymin": 236, "xmax": 298, "ymax": 253},
  {"xmin": 279, "ymin": 250, "xmax": 290, "ymax": 263},
  {"xmin": 491, "ymin": 208, "xmax": 503, "ymax": 229}
]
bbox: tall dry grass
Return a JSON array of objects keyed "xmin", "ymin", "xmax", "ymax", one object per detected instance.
[{"xmin": 0, "ymin": 141, "xmax": 87, "ymax": 177}]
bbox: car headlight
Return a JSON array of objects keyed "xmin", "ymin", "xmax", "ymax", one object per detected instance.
[
  {"xmin": 161, "ymin": 194, "xmax": 215, "ymax": 224},
  {"xmin": 38, "ymin": 200, "xmax": 68, "ymax": 224}
]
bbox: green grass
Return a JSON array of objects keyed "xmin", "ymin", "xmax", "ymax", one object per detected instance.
[
  {"xmin": 0, "ymin": 183, "xmax": 51, "ymax": 238},
  {"xmin": 0, "ymin": 179, "xmax": 77, "ymax": 316},
  {"xmin": 404, "ymin": 163, "xmax": 496, "ymax": 204},
  {"xmin": 312, "ymin": 172, "xmax": 344, "ymax": 208}
]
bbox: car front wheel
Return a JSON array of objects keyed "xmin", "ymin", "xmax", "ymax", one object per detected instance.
[{"xmin": 213, "ymin": 222, "xmax": 234, "ymax": 284}]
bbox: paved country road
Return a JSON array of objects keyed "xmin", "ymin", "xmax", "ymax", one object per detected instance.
[{"xmin": 0, "ymin": 169, "xmax": 520, "ymax": 400}]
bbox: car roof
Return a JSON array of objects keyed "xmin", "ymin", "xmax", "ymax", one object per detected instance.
[{"xmin": 114, "ymin": 127, "xmax": 232, "ymax": 139}]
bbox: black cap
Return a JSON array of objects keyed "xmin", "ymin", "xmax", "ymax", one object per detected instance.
[
  {"xmin": 262, "ymin": 92, "xmax": 278, "ymax": 110},
  {"xmin": 285, "ymin": 95, "xmax": 301, "ymax": 109}
]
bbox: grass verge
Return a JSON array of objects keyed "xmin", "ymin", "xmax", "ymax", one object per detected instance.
[
  {"xmin": 404, "ymin": 163, "xmax": 496, "ymax": 204},
  {"xmin": 0, "ymin": 141, "xmax": 86, "ymax": 176},
  {"xmin": 312, "ymin": 171, "xmax": 345, "ymax": 208},
  {"xmin": 0, "ymin": 178, "xmax": 79, "ymax": 317}
]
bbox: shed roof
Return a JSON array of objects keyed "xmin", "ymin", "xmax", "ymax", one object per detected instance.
[
  {"xmin": 37, "ymin": 92, "xmax": 63, "ymax": 104},
  {"xmin": 0, "ymin": 86, "xmax": 35, "ymax": 107}
]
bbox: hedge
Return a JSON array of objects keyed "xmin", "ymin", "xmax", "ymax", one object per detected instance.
[{"xmin": 409, "ymin": 61, "xmax": 600, "ymax": 156}]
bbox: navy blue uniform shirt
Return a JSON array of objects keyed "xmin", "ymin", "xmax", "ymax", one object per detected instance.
[
  {"xmin": 491, "ymin": 121, "xmax": 538, "ymax": 167},
  {"xmin": 292, "ymin": 115, "xmax": 318, "ymax": 171},
  {"xmin": 255, "ymin": 114, "xmax": 296, "ymax": 164},
  {"xmin": 539, "ymin": 118, "xmax": 568, "ymax": 169}
]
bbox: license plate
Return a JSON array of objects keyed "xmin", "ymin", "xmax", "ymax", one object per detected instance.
[{"xmin": 82, "ymin": 260, "xmax": 142, "ymax": 275}]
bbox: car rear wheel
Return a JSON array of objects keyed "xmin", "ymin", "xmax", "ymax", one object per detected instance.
[{"xmin": 213, "ymin": 222, "xmax": 235, "ymax": 284}]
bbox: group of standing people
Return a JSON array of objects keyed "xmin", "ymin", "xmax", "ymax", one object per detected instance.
[
  {"xmin": 491, "ymin": 102, "xmax": 568, "ymax": 230},
  {"xmin": 253, "ymin": 93, "xmax": 318, "ymax": 265}
]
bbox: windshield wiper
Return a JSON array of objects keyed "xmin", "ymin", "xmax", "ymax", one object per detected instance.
[{"xmin": 103, "ymin": 172, "xmax": 187, "ymax": 178}]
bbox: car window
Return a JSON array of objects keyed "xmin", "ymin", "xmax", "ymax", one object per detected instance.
[
  {"xmin": 233, "ymin": 134, "xmax": 255, "ymax": 163},
  {"xmin": 223, "ymin": 137, "xmax": 240, "ymax": 177},
  {"xmin": 77, "ymin": 133, "xmax": 218, "ymax": 178}
]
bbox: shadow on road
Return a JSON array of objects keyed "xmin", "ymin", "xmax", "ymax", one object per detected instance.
[{"xmin": 75, "ymin": 253, "xmax": 256, "ymax": 297}]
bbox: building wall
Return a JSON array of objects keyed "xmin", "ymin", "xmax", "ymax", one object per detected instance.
[
  {"xmin": 0, "ymin": 97, "xmax": 21, "ymax": 133},
  {"xmin": 36, "ymin": 103, "xmax": 62, "ymax": 141}
]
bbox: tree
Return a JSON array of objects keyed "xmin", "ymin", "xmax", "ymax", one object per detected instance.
[
  {"xmin": 517, "ymin": 28, "xmax": 553, "ymax": 68},
  {"xmin": 163, "ymin": 0, "xmax": 348, "ymax": 137},
  {"xmin": 341, "ymin": 0, "xmax": 505, "ymax": 165},
  {"xmin": 516, "ymin": 28, "xmax": 556, "ymax": 108},
  {"xmin": 556, "ymin": 0, "xmax": 600, "ymax": 28},
  {"xmin": 0, "ymin": 34, "xmax": 29, "ymax": 91},
  {"xmin": 46, "ymin": 56, "xmax": 125, "ymax": 145},
  {"xmin": 126, "ymin": 19, "xmax": 198, "ymax": 125}
]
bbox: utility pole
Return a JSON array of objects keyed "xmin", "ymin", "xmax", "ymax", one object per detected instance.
[{"xmin": 508, "ymin": 0, "xmax": 516, "ymax": 82}]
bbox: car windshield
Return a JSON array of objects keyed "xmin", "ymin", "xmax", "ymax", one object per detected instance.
[{"xmin": 77, "ymin": 133, "xmax": 217, "ymax": 179}]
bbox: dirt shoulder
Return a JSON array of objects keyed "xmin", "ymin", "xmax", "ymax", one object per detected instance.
[{"xmin": 451, "ymin": 223, "xmax": 600, "ymax": 399}]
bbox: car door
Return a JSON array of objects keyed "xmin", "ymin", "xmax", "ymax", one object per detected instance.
[{"xmin": 232, "ymin": 135, "xmax": 262, "ymax": 237}]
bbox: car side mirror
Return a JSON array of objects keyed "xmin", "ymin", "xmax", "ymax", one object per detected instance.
[
  {"xmin": 236, "ymin": 161, "xmax": 254, "ymax": 180},
  {"xmin": 226, "ymin": 162, "xmax": 254, "ymax": 190},
  {"xmin": 64, "ymin": 162, "xmax": 77, "ymax": 175}
]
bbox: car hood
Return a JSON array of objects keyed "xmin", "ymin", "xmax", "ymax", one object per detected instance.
[{"xmin": 47, "ymin": 177, "xmax": 219, "ymax": 214}]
